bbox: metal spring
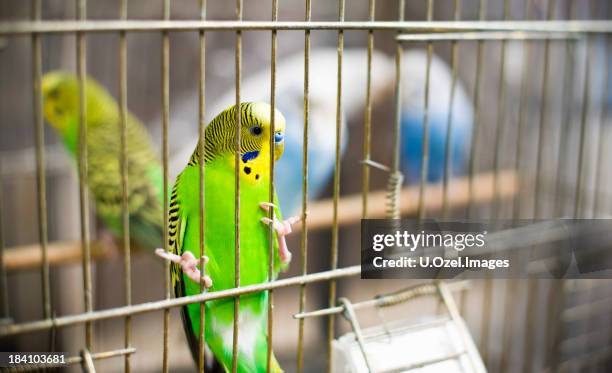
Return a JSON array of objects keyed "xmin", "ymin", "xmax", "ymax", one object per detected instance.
[
  {"xmin": 386, "ymin": 171, "xmax": 404, "ymax": 219},
  {"xmin": 375, "ymin": 283, "xmax": 437, "ymax": 308}
]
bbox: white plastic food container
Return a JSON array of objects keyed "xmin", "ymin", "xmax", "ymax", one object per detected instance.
[{"xmin": 332, "ymin": 316, "xmax": 487, "ymax": 373}]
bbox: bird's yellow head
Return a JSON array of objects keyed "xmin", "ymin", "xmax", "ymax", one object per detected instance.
[
  {"xmin": 203, "ymin": 102, "xmax": 286, "ymax": 163},
  {"xmin": 196, "ymin": 102, "xmax": 286, "ymax": 183},
  {"xmin": 244, "ymin": 102, "xmax": 286, "ymax": 162},
  {"xmin": 41, "ymin": 71, "xmax": 117, "ymax": 138}
]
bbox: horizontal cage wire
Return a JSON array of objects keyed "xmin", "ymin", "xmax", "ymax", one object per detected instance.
[{"xmin": 0, "ymin": 0, "xmax": 611, "ymax": 373}]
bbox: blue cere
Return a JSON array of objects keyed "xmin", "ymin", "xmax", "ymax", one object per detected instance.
[{"xmin": 241, "ymin": 150, "xmax": 260, "ymax": 163}]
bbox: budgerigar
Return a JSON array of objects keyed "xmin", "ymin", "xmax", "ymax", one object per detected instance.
[
  {"xmin": 164, "ymin": 48, "xmax": 394, "ymax": 215},
  {"xmin": 400, "ymin": 50, "xmax": 474, "ymax": 183},
  {"xmin": 42, "ymin": 71, "xmax": 164, "ymax": 252},
  {"xmin": 159, "ymin": 102, "xmax": 294, "ymax": 372}
]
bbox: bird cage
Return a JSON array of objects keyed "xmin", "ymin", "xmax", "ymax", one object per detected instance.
[{"xmin": 0, "ymin": 0, "xmax": 611, "ymax": 372}]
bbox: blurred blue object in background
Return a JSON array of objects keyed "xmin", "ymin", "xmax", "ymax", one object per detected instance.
[{"xmin": 400, "ymin": 50, "xmax": 474, "ymax": 184}]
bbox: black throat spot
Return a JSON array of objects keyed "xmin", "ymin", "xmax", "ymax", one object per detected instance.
[{"xmin": 243, "ymin": 166, "xmax": 252, "ymax": 175}]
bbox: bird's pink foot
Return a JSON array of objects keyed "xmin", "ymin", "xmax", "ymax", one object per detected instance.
[
  {"xmin": 259, "ymin": 202, "xmax": 300, "ymax": 264},
  {"xmin": 155, "ymin": 248, "xmax": 212, "ymax": 288}
]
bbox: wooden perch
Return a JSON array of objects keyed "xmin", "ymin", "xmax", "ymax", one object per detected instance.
[
  {"xmin": 2, "ymin": 170, "xmax": 516, "ymax": 271},
  {"xmin": 301, "ymin": 169, "xmax": 517, "ymax": 231},
  {"xmin": 3, "ymin": 241, "xmax": 112, "ymax": 272}
]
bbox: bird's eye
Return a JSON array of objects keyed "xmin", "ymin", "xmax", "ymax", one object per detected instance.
[
  {"xmin": 249, "ymin": 126, "xmax": 263, "ymax": 136},
  {"xmin": 48, "ymin": 88, "xmax": 60, "ymax": 100}
]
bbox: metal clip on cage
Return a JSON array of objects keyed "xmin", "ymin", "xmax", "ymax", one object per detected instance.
[{"xmin": 295, "ymin": 281, "xmax": 486, "ymax": 373}]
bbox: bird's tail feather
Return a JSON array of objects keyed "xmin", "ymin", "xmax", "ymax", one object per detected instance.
[{"xmin": 179, "ymin": 302, "xmax": 226, "ymax": 373}]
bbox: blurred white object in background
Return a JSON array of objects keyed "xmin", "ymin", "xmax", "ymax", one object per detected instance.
[{"xmin": 332, "ymin": 317, "xmax": 487, "ymax": 373}]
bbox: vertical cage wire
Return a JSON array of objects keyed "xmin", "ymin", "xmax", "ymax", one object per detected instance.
[
  {"xmin": 574, "ymin": 30, "xmax": 593, "ymax": 220},
  {"xmin": 491, "ymin": 0, "xmax": 510, "ymax": 220},
  {"xmin": 327, "ymin": 0, "xmax": 345, "ymax": 371},
  {"xmin": 31, "ymin": 0, "xmax": 51, "ymax": 323},
  {"xmin": 551, "ymin": 12, "xmax": 596, "ymax": 371},
  {"xmin": 416, "ymin": 0, "xmax": 434, "ymax": 222},
  {"xmin": 295, "ymin": 0, "xmax": 311, "ymax": 371},
  {"xmin": 76, "ymin": 0, "xmax": 94, "ymax": 352},
  {"xmin": 522, "ymin": 1, "xmax": 557, "ymax": 371},
  {"xmin": 593, "ymin": 32, "xmax": 610, "ymax": 218},
  {"xmin": 474, "ymin": 0, "xmax": 488, "ymax": 359},
  {"xmin": 478, "ymin": 1, "xmax": 512, "ymax": 364},
  {"xmin": 481, "ymin": 0, "xmax": 508, "ymax": 364},
  {"xmin": 161, "ymin": 0, "xmax": 171, "ymax": 371},
  {"xmin": 118, "ymin": 0, "xmax": 132, "ymax": 370},
  {"xmin": 361, "ymin": 0, "xmax": 375, "ymax": 219},
  {"xmin": 467, "ymin": 0, "xmax": 486, "ymax": 220},
  {"xmin": 548, "ymin": 1, "xmax": 578, "ymax": 366},
  {"xmin": 515, "ymin": 3, "xmax": 538, "ymax": 370},
  {"xmin": 512, "ymin": 0, "xmax": 534, "ymax": 222},
  {"xmin": 390, "ymin": 0, "xmax": 404, "ymax": 221},
  {"xmin": 516, "ymin": 1, "xmax": 536, "ymax": 370},
  {"xmin": 0, "ymin": 162, "xmax": 6, "ymax": 321},
  {"xmin": 197, "ymin": 0, "xmax": 207, "ymax": 371},
  {"xmin": 533, "ymin": 0, "xmax": 556, "ymax": 220},
  {"xmin": 266, "ymin": 0, "xmax": 279, "ymax": 372},
  {"xmin": 554, "ymin": 0, "xmax": 577, "ymax": 219},
  {"xmin": 549, "ymin": 2, "xmax": 578, "ymax": 372},
  {"xmin": 453, "ymin": 0, "xmax": 472, "ymax": 319},
  {"xmin": 442, "ymin": 0, "xmax": 461, "ymax": 218},
  {"xmin": 496, "ymin": 9, "xmax": 516, "ymax": 369},
  {"xmin": 232, "ymin": 1, "xmax": 243, "ymax": 372},
  {"xmin": 81, "ymin": 348, "xmax": 96, "ymax": 371}
]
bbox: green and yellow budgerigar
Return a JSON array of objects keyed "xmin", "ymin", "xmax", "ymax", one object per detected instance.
[
  {"xmin": 161, "ymin": 102, "xmax": 294, "ymax": 373},
  {"xmin": 42, "ymin": 71, "xmax": 164, "ymax": 252}
]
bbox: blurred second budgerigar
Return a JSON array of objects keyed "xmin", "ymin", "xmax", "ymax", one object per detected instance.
[{"xmin": 42, "ymin": 71, "xmax": 164, "ymax": 253}]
